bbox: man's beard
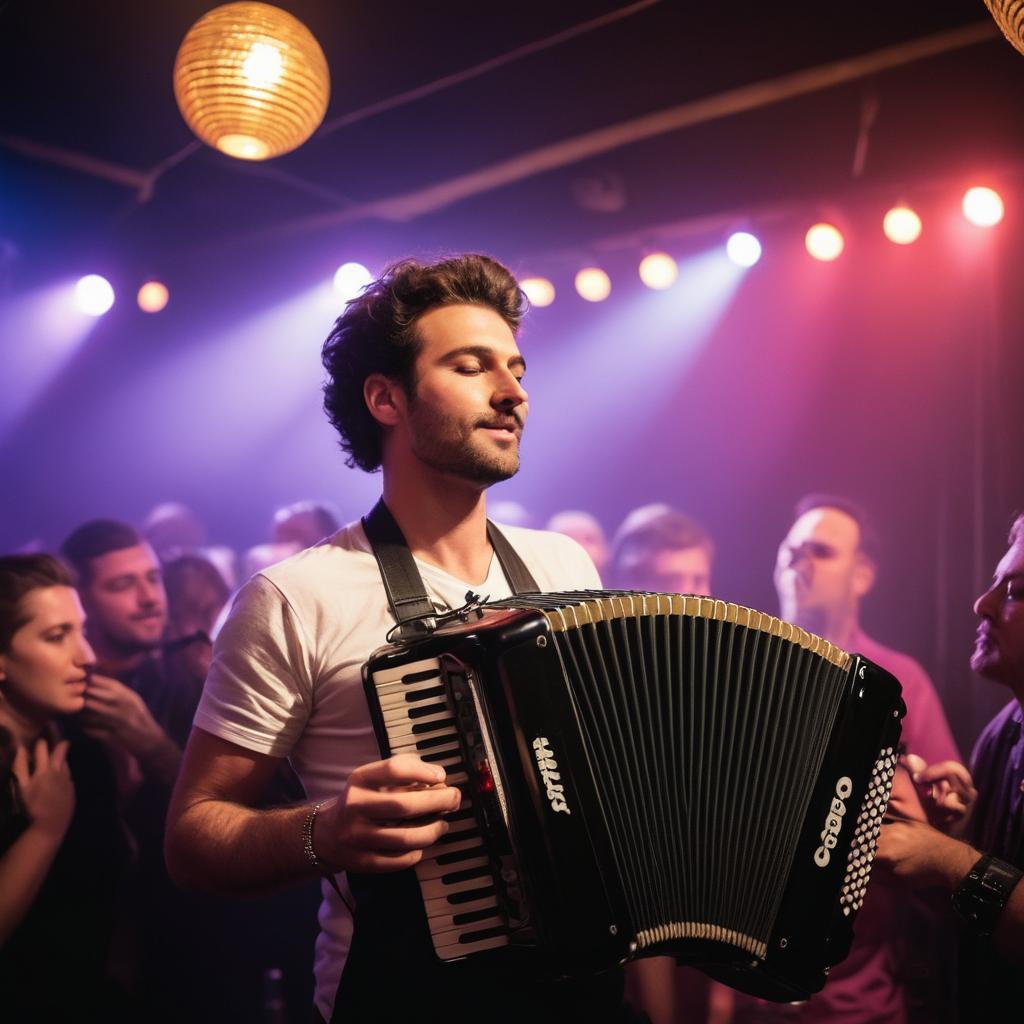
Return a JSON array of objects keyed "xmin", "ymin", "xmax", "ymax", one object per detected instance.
[{"xmin": 408, "ymin": 403, "xmax": 521, "ymax": 486}]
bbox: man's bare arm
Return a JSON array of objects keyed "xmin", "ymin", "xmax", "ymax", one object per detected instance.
[
  {"xmin": 877, "ymin": 819, "xmax": 1024, "ymax": 967},
  {"xmin": 165, "ymin": 727, "xmax": 463, "ymax": 894}
]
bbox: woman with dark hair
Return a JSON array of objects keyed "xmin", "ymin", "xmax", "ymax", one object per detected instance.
[{"xmin": 0, "ymin": 553, "xmax": 134, "ymax": 1017}]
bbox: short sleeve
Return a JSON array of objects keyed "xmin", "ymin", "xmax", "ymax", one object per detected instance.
[
  {"xmin": 897, "ymin": 658, "xmax": 961, "ymax": 765},
  {"xmin": 193, "ymin": 574, "xmax": 314, "ymax": 758}
]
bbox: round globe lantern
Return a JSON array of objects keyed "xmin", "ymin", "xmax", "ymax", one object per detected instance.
[{"xmin": 173, "ymin": 2, "xmax": 330, "ymax": 160}]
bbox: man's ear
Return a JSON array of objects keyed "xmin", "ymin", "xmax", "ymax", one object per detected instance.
[
  {"xmin": 363, "ymin": 373, "xmax": 406, "ymax": 427},
  {"xmin": 0, "ymin": 652, "xmax": 6, "ymax": 683},
  {"xmin": 853, "ymin": 554, "xmax": 876, "ymax": 598}
]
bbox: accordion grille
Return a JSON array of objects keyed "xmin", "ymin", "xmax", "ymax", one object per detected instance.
[
  {"xmin": 530, "ymin": 593, "xmax": 851, "ymax": 955},
  {"xmin": 839, "ymin": 747, "xmax": 896, "ymax": 917}
]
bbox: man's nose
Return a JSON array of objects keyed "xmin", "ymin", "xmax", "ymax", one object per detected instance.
[
  {"xmin": 974, "ymin": 583, "xmax": 999, "ymax": 620},
  {"xmin": 494, "ymin": 371, "xmax": 528, "ymax": 409}
]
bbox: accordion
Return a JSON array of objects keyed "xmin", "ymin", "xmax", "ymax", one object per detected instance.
[{"xmin": 363, "ymin": 591, "xmax": 905, "ymax": 1001}]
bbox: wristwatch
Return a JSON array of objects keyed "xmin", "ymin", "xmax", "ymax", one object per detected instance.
[{"xmin": 951, "ymin": 853, "xmax": 1023, "ymax": 937}]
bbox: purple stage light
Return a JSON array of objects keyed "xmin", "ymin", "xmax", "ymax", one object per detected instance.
[
  {"xmin": 332, "ymin": 262, "xmax": 372, "ymax": 303},
  {"xmin": 74, "ymin": 274, "xmax": 115, "ymax": 315}
]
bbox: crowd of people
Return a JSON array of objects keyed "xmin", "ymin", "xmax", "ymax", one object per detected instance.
[{"xmin": 2, "ymin": 253, "xmax": 1021, "ymax": 1023}]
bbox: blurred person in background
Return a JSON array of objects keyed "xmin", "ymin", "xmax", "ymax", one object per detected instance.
[
  {"xmin": 612, "ymin": 503, "xmax": 714, "ymax": 596},
  {"xmin": 609, "ymin": 505, "xmax": 717, "ymax": 1023},
  {"xmin": 160, "ymin": 552, "xmax": 232, "ymax": 740},
  {"xmin": 764, "ymin": 494, "xmax": 961, "ymax": 1024},
  {"xmin": 547, "ymin": 509, "xmax": 610, "ymax": 578},
  {"xmin": 0, "ymin": 554, "xmax": 134, "ymax": 1019},
  {"xmin": 489, "ymin": 498, "xmax": 535, "ymax": 528},
  {"xmin": 272, "ymin": 500, "xmax": 341, "ymax": 550},
  {"xmin": 143, "ymin": 501, "xmax": 238, "ymax": 590}
]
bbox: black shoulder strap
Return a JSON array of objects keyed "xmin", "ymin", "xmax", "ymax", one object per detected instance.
[
  {"xmin": 485, "ymin": 519, "xmax": 539, "ymax": 594},
  {"xmin": 361, "ymin": 499, "xmax": 437, "ymax": 629},
  {"xmin": 361, "ymin": 499, "xmax": 540, "ymax": 633}
]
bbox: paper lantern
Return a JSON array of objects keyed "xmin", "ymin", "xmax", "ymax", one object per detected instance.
[
  {"xmin": 173, "ymin": 2, "xmax": 330, "ymax": 160},
  {"xmin": 985, "ymin": 0, "xmax": 1024, "ymax": 56}
]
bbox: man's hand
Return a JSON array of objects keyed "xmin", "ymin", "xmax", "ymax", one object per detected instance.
[
  {"xmin": 900, "ymin": 753, "xmax": 976, "ymax": 836},
  {"xmin": 12, "ymin": 738, "xmax": 75, "ymax": 842},
  {"xmin": 313, "ymin": 754, "xmax": 463, "ymax": 873},
  {"xmin": 875, "ymin": 817, "xmax": 978, "ymax": 891},
  {"xmin": 82, "ymin": 673, "xmax": 181, "ymax": 784}
]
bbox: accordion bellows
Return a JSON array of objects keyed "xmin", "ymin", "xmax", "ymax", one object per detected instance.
[{"xmin": 364, "ymin": 591, "xmax": 905, "ymax": 1001}]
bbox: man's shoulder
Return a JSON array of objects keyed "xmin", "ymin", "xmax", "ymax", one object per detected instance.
[
  {"xmin": 854, "ymin": 630, "xmax": 930, "ymax": 684},
  {"xmin": 494, "ymin": 524, "xmax": 602, "ymax": 590},
  {"xmin": 255, "ymin": 521, "xmax": 378, "ymax": 596},
  {"xmin": 976, "ymin": 700, "xmax": 1022, "ymax": 751}
]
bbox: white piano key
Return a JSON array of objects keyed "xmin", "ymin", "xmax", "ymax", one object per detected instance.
[
  {"xmin": 431, "ymin": 915, "xmax": 506, "ymax": 947},
  {"xmin": 371, "ymin": 658, "xmax": 442, "ymax": 686},
  {"xmin": 423, "ymin": 892, "xmax": 498, "ymax": 920},
  {"xmin": 416, "ymin": 851, "xmax": 489, "ymax": 881},
  {"xmin": 419, "ymin": 870, "xmax": 495, "ymax": 900},
  {"xmin": 435, "ymin": 932, "xmax": 510, "ymax": 960}
]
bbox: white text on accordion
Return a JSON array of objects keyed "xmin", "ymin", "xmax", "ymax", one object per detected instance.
[
  {"xmin": 814, "ymin": 776, "xmax": 854, "ymax": 867},
  {"xmin": 532, "ymin": 737, "xmax": 572, "ymax": 815}
]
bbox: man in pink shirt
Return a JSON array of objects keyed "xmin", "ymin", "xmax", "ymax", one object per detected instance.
[{"xmin": 768, "ymin": 495, "xmax": 960, "ymax": 1024}]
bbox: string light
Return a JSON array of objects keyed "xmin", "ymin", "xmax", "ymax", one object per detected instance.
[
  {"xmin": 520, "ymin": 277, "xmax": 556, "ymax": 307},
  {"xmin": 638, "ymin": 253, "xmax": 678, "ymax": 289},
  {"xmin": 575, "ymin": 267, "xmax": 611, "ymax": 302},
  {"xmin": 805, "ymin": 223, "xmax": 845, "ymax": 262}
]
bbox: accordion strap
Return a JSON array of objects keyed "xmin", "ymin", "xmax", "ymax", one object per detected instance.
[{"xmin": 361, "ymin": 498, "xmax": 539, "ymax": 633}]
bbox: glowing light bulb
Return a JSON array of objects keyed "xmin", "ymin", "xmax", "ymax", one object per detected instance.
[
  {"xmin": 574, "ymin": 267, "xmax": 611, "ymax": 302},
  {"xmin": 520, "ymin": 277, "xmax": 555, "ymax": 307},
  {"xmin": 726, "ymin": 232, "xmax": 762, "ymax": 267},
  {"xmin": 805, "ymin": 223, "xmax": 845, "ymax": 262},
  {"xmin": 962, "ymin": 187, "xmax": 1004, "ymax": 227},
  {"xmin": 137, "ymin": 281, "xmax": 169, "ymax": 313},
  {"xmin": 75, "ymin": 275, "xmax": 115, "ymax": 316},
  {"xmin": 638, "ymin": 252, "xmax": 678, "ymax": 290},
  {"xmin": 333, "ymin": 262, "xmax": 373, "ymax": 303},
  {"xmin": 883, "ymin": 206, "xmax": 922, "ymax": 245},
  {"xmin": 242, "ymin": 42, "xmax": 284, "ymax": 87}
]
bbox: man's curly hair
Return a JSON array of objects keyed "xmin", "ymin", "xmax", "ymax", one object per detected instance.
[{"xmin": 321, "ymin": 254, "xmax": 526, "ymax": 472}]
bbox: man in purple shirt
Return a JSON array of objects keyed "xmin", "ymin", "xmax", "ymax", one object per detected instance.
[{"xmin": 770, "ymin": 495, "xmax": 961, "ymax": 1024}]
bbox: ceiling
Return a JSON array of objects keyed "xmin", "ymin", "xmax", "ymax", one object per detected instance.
[{"xmin": 2, "ymin": 0, "xmax": 1024, "ymax": 281}]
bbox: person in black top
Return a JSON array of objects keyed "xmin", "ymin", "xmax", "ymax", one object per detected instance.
[
  {"xmin": 0, "ymin": 553, "xmax": 135, "ymax": 1018},
  {"xmin": 876, "ymin": 513, "xmax": 1024, "ymax": 1019}
]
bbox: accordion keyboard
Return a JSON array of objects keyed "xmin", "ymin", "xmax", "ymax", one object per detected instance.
[{"xmin": 371, "ymin": 656, "xmax": 512, "ymax": 960}]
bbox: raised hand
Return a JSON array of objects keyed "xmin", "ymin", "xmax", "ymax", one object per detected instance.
[
  {"xmin": 12, "ymin": 738, "xmax": 75, "ymax": 841},
  {"xmin": 900, "ymin": 753, "xmax": 977, "ymax": 836}
]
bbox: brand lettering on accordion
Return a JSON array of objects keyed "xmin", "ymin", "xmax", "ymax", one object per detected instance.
[
  {"xmin": 532, "ymin": 736, "xmax": 572, "ymax": 815},
  {"xmin": 814, "ymin": 776, "xmax": 854, "ymax": 867}
]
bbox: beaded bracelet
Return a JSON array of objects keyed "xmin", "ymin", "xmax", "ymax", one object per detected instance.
[{"xmin": 302, "ymin": 801, "xmax": 327, "ymax": 871}]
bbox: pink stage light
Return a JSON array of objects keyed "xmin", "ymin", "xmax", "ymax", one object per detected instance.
[
  {"xmin": 137, "ymin": 281, "xmax": 170, "ymax": 313},
  {"xmin": 805, "ymin": 223, "xmax": 844, "ymax": 262},
  {"xmin": 962, "ymin": 187, "xmax": 1004, "ymax": 227},
  {"xmin": 882, "ymin": 206, "xmax": 922, "ymax": 245}
]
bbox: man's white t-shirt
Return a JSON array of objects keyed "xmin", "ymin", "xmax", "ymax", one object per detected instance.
[{"xmin": 194, "ymin": 519, "xmax": 601, "ymax": 1019}]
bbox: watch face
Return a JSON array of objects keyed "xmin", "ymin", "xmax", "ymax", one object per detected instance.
[{"xmin": 953, "ymin": 855, "xmax": 1024, "ymax": 937}]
